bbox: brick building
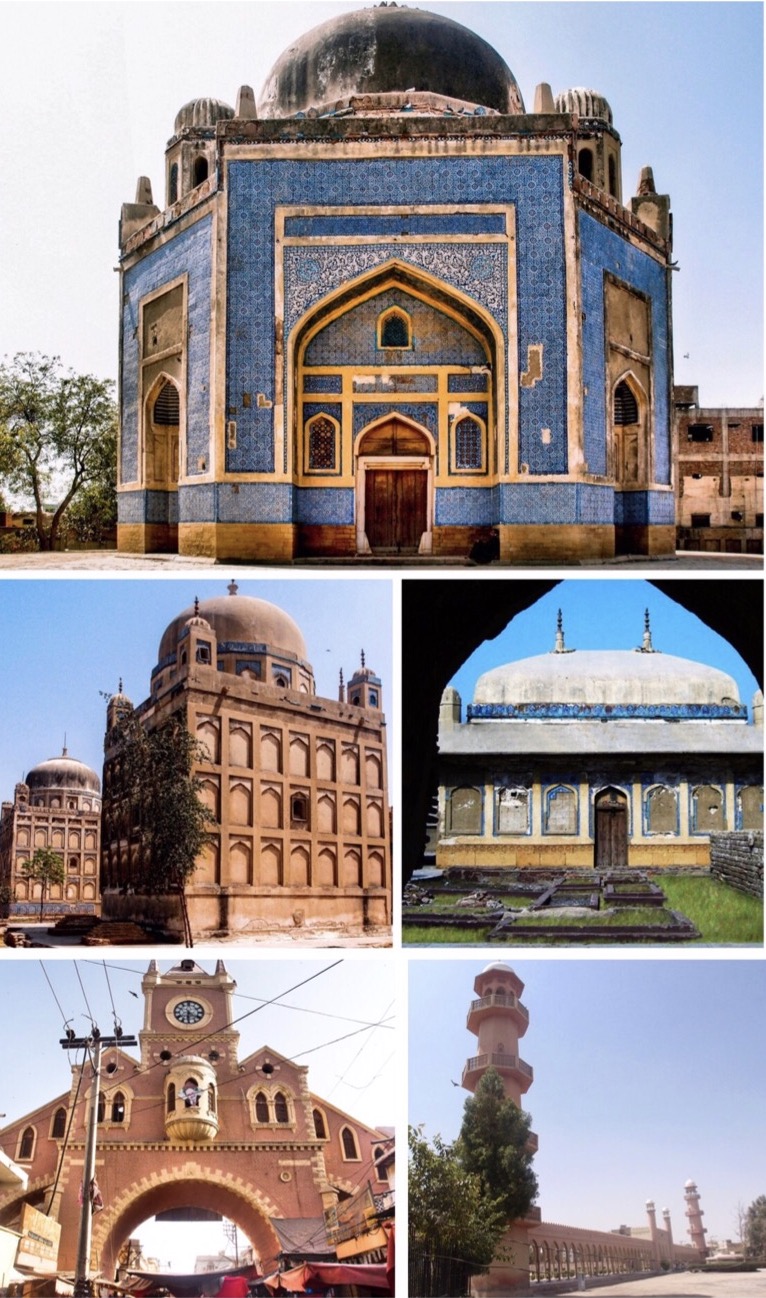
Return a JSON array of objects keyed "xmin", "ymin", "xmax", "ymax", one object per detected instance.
[
  {"xmin": 0, "ymin": 749, "xmax": 101, "ymax": 919},
  {"xmin": 674, "ymin": 385, "xmax": 764, "ymax": 553},
  {"xmin": 100, "ymin": 583, "xmax": 391, "ymax": 940},
  {"xmin": 0, "ymin": 960, "xmax": 394, "ymax": 1281},
  {"xmin": 117, "ymin": 5, "xmax": 676, "ymax": 564}
]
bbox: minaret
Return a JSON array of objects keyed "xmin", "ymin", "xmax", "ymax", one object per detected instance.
[
  {"xmin": 635, "ymin": 608, "xmax": 659, "ymax": 653},
  {"xmin": 462, "ymin": 962, "xmax": 534, "ymax": 1109},
  {"xmin": 663, "ymin": 1207, "xmax": 674, "ymax": 1257},
  {"xmin": 551, "ymin": 608, "xmax": 574, "ymax": 654},
  {"xmin": 684, "ymin": 1179, "xmax": 708, "ymax": 1256},
  {"xmin": 461, "ymin": 963, "xmax": 538, "ymax": 1296}
]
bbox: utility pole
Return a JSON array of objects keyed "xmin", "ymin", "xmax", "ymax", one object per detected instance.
[{"xmin": 61, "ymin": 1026, "xmax": 137, "ymax": 1297}]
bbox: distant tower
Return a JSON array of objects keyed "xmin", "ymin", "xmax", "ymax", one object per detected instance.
[
  {"xmin": 461, "ymin": 962, "xmax": 538, "ymax": 1296},
  {"xmin": 346, "ymin": 650, "xmax": 383, "ymax": 712},
  {"xmin": 684, "ymin": 1179, "xmax": 708, "ymax": 1256}
]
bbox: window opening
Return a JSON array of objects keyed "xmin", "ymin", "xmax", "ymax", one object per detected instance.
[
  {"xmin": 454, "ymin": 416, "xmax": 483, "ymax": 470},
  {"xmin": 379, "ymin": 310, "xmax": 410, "ymax": 349},
  {"xmin": 153, "ymin": 382, "xmax": 180, "ymax": 426},
  {"xmin": 614, "ymin": 381, "xmax": 638, "ymax": 425},
  {"xmin": 308, "ymin": 416, "xmax": 336, "ymax": 471}
]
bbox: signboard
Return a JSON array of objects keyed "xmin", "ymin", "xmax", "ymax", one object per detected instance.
[{"xmin": 16, "ymin": 1204, "xmax": 61, "ymax": 1272}]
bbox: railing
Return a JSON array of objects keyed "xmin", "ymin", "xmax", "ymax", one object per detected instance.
[
  {"xmin": 464, "ymin": 1051, "xmax": 533, "ymax": 1078},
  {"xmin": 469, "ymin": 992, "xmax": 529, "ymax": 1020}
]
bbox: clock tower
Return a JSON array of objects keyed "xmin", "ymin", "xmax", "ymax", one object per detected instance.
[{"xmin": 140, "ymin": 958, "xmax": 238, "ymax": 1064}]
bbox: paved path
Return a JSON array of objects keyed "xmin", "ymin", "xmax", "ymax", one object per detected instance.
[
  {"xmin": 0, "ymin": 551, "xmax": 761, "ymax": 571},
  {"xmin": 557, "ymin": 1270, "xmax": 766, "ymax": 1296}
]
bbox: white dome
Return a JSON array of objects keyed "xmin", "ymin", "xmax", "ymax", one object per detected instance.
[{"xmin": 473, "ymin": 650, "xmax": 742, "ymax": 712}]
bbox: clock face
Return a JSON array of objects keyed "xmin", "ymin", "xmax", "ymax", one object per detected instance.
[{"xmin": 173, "ymin": 999, "xmax": 205, "ymax": 1026}]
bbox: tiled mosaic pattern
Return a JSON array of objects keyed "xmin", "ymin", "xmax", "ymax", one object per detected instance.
[
  {"xmin": 579, "ymin": 211, "xmax": 671, "ymax": 483},
  {"xmin": 498, "ymin": 482, "xmax": 614, "ymax": 525},
  {"xmin": 122, "ymin": 217, "xmax": 213, "ymax": 485},
  {"xmin": 284, "ymin": 213, "xmax": 508, "ymax": 238},
  {"xmin": 295, "ymin": 487, "xmax": 355, "ymax": 525},
  {"xmin": 227, "ymin": 155, "xmax": 566, "ymax": 487},
  {"xmin": 435, "ymin": 487, "xmax": 496, "ymax": 526},
  {"xmin": 305, "ymin": 287, "xmax": 487, "ymax": 368},
  {"xmin": 352, "ymin": 401, "xmax": 438, "ymax": 440},
  {"xmin": 613, "ymin": 490, "xmax": 675, "ymax": 525}
]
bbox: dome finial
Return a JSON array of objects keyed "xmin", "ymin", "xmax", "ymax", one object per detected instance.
[
  {"xmin": 63, "ymin": 734, "xmax": 68, "ymax": 758},
  {"xmin": 552, "ymin": 609, "xmax": 574, "ymax": 654},
  {"xmin": 228, "ymin": 580, "xmax": 238, "ymax": 597},
  {"xmin": 636, "ymin": 608, "xmax": 658, "ymax": 653},
  {"xmin": 361, "ymin": 648, "xmax": 366, "ymax": 668},
  {"xmin": 194, "ymin": 596, "xmax": 200, "ymax": 616},
  {"xmin": 339, "ymin": 667, "xmax": 344, "ymax": 702},
  {"xmin": 118, "ymin": 677, "xmax": 123, "ymax": 695}
]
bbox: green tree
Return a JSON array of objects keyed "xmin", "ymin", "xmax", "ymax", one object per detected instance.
[
  {"xmin": 61, "ymin": 415, "xmax": 117, "ymax": 545},
  {"xmin": 457, "ymin": 1068, "xmax": 539, "ymax": 1222},
  {"xmin": 0, "ymin": 353, "xmax": 117, "ymax": 551},
  {"xmin": 20, "ymin": 848, "xmax": 66, "ymax": 921},
  {"xmin": 110, "ymin": 704, "xmax": 214, "ymax": 946},
  {"xmin": 744, "ymin": 1195, "xmax": 766, "ymax": 1260},
  {"xmin": 408, "ymin": 1125, "xmax": 506, "ymax": 1297}
]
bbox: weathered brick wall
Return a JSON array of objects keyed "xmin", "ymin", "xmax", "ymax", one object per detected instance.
[{"xmin": 709, "ymin": 831, "xmax": 763, "ymax": 898}]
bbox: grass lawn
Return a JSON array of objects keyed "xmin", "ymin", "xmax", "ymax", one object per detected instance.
[{"xmin": 660, "ymin": 875, "xmax": 763, "ymax": 944}]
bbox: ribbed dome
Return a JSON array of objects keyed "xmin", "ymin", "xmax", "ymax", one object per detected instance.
[
  {"xmin": 158, "ymin": 590, "xmax": 309, "ymax": 664},
  {"xmin": 174, "ymin": 97, "xmax": 235, "ymax": 133},
  {"xmin": 26, "ymin": 750, "xmax": 101, "ymax": 795},
  {"xmin": 555, "ymin": 87, "xmax": 613, "ymax": 125},
  {"xmin": 474, "ymin": 651, "xmax": 741, "ymax": 710},
  {"xmin": 258, "ymin": 6, "xmax": 525, "ymax": 117}
]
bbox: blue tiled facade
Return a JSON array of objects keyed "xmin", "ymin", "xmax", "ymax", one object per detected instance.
[{"xmin": 119, "ymin": 140, "xmax": 672, "ymax": 547}]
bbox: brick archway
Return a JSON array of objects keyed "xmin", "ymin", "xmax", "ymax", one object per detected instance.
[{"xmin": 91, "ymin": 1164, "xmax": 283, "ymax": 1278}]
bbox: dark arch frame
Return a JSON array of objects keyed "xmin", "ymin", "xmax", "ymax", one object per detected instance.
[{"xmin": 402, "ymin": 579, "xmax": 763, "ymax": 883}]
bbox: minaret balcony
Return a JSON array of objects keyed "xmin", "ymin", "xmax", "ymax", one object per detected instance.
[
  {"xmin": 461, "ymin": 1050, "xmax": 533, "ymax": 1093},
  {"xmin": 466, "ymin": 992, "xmax": 529, "ymax": 1035}
]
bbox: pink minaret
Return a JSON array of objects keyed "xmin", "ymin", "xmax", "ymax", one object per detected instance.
[
  {"xmin": 462, "ymin": 962, "xmax": 534, "ymax": 1114},
  {"xmin": 461, "ymin": 963, "xmax": 538, "ymax": 1296},
  {"xmin": 684, "ymin": 1179, "xmax": 708, "ymax": 1256}
]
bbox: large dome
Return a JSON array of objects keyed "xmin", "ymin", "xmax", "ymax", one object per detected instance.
[
  {"xmin": 258, "ymin": 6, "xmax": 525, "ymax": 117},
  {"xmin": 473, "ymin": 650, "xmax": 742, "ymax": 711},
  {"xmin": 26, "ymin": 750, "xmax": 101, "ymax": 795},
  {"xmin": 158, "ymin": 590, "xmax": 309, "ymax": 665}
]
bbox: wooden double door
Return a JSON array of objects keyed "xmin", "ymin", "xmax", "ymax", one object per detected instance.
[{"xmin": 360, "ymin": 418, "xmax": 430, "ymax": 553}]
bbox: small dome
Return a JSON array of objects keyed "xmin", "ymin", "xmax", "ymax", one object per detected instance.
[
  {"xmin": 259, "ymin": 6, "xmax": 525, "ymax": 117},
  {"xmin": 555, "ymin": 87, "xmax": 613, "ymax": 125},
  {"xmin": 174, "ymin": 97, "xmax": 235, "ymax": 134},
  {"xmin": 158, "ymin": 587, "xmax": 309, "ymax": 665},
  {"xmin": 474, "ymin": 650, "xmax": 741, "ymax": 711},
  {"xmin": 26, "ymin": 750, "xmax": 101, "ymax": 796}
]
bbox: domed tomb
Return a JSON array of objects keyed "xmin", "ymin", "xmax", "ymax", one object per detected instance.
[
  {"xmin": 258, "ymin": 5, "xmax": 525, "ymax": 117},
  {"xmin": 471, "ymin": 650, "xmax": 745, "ymax": 718},
  {"xmin": 26, "ymin": 749, "xmax": 101, "ymax": 796}
]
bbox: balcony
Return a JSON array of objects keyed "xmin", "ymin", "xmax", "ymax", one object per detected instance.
[
  {"xmin": 466, "ymin": 992, "xmax": 530, "ymax": 1036},
  {"xmin": 462, "ymin": 1050, "xmax": 534, "ymax": 1093}
]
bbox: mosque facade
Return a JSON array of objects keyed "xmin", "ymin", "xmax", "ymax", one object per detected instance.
[
  {"xmin": 0, "ymin": 961, "xmax": 393, "ymax": 1281},
  {"xmin": 437, "ymin": 615, "xmax": 763, "ymax": 871},
  {"xmin": 0, "ymin": 750, "xmax": 102, "ymax": 919},
  {"xmin": 100, "ymin": 585, "xmax": 390, "ymax": 939},
  {"xmin": 117, "ymin": 5, "xmax": 675, "ymax": 564}
]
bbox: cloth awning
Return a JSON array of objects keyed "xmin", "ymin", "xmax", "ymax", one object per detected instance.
[{"xmin": 263, "ymin": 1261, "xmax": 391, "ymax": 1293}]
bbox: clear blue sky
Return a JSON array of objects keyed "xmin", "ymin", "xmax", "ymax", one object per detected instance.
[
  {"xmin": 409, "ymin": 956, "xmax": 766, "ymax": 1243},
  {"xmin": 0, "ymin": 575, "xmax": 394, "ymax": 798},
  {"xmin": 448, "ymin": 578, "xmax": 762, "ymax": 720},
  {"xmin": 0, "ymin": 956, "xmax": 398, "ymax": 1269},
  {"xmin": 0, "ymin": 2, "xmax": 761, "ymax": 406}
]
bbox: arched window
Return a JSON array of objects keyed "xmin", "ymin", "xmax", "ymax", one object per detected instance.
[
  {"xmin": 341, "ymin": 1126, "xmax": 359, "ymax": 1160},
  {"xmin": 274, "ymin": 1092, "xmax": 289, "ymax": 1124},
  {"xmin": 691, "ymin": 784, "xmax": 725, "ymax": 832},
  {"xmin": 169, "ymin": 163, "xmax": 179, "ymax": 205},
  {"xmin": 97, "ymin": 1095, "xmax": 105, "ymax": 1123},
  {"xmin": 608, "ymin": 154, "xmax": 618, "ymax": 197},
  {"xmin": 208, "ymin": 1084, "xmax": 216, "ymax": 1114},
  {"xmin": 614, "ymin": 381, "xmax": 639, "ymax": 426},
  {"xmin": 51, "ymin": 1107, "xmax": 67, "ymax": 1139},
  {"xmin": 307, "ymin": 415, "xmax": 338, "ymax": 472},
  {"xmin": 182, "ymin": 1079, "xmax": 201, "ymax": 1108},
  {"xmin": 167, "ymin": 1083, "xmax": 176, "ymax": 1114},
  {"xmin": 453, "ymin": 416, "xmax": 484, "ymax": 471},
  {"xmin": 313, "ymin": 1108, "xmax": 327, "ymax": 1139},
  {"xmin": 378, "ymin": 308, "xmax": 411, "ymax": 349},
  {"xmin": 153, "ymin": 381, "xmax": 180, "ymax": 426},
  {"xmin": 578, "ymin": 148, "xmax": 594, "ymax": 182},
  {"xmin": 192, "ymin": 155, "xmax": 209, "ymax": 187},
  {"xmin": 111, "ymin": 1092, "xmax": 126, "ymax": 1123},
  {"xmin": 254, "ymin": 1092, "xmax": 269, "ymax": 1123},
  {"xmin": 19, "ymin": 1127, "xmax": 35, "ymax": 1160}
]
